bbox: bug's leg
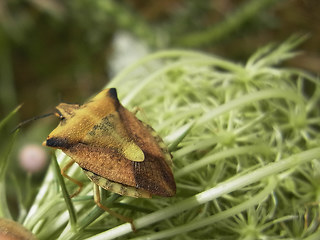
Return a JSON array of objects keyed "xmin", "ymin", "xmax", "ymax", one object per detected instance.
[
  {"xmin": 131, "ymin": 106, "xmax": 140, "ymax": 115},
  {"xmin": 93, "ymin": 184, "xmax": 136, "ymax": 231},
  {"xmin": 61, "ymin": 159, "xmax": 83, "ymax": 198},
  {"xmin": 131, "ymin": 106, "xmax": 149, "ymax": 124}
]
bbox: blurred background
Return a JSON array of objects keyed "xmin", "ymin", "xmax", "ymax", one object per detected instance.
[{"xmin": 0, "ymin": 0, "xmax": 319, "ymax": 217}]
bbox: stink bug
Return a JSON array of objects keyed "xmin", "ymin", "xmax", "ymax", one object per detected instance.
[{"xmin": 43, "ymin": 88, "xmax": 176, "ymax": 228}]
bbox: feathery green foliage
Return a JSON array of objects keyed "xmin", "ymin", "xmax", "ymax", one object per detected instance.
[{"xmin": 2, "ymin": 35, "xmax": 320, "ymax": 239}]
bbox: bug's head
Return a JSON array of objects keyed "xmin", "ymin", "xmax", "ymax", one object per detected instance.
[{"xmin": 55, "ymin": 103, "xmax": 80, "ymax": 122}]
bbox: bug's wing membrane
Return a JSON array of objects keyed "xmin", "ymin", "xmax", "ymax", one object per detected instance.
[
  {"xmin": 133, "ymin": 152, "xmax": 176, "ymax": 197},
  {"xmin": 118, "ymin": 106, "xmax": 176, "ymax": 197}
]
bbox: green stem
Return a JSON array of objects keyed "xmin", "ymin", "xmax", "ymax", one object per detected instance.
[
  {"xmin": 0, "ymin": 129, "xmax": 18, "ymax": 219},
  {"xmin": 0, "ymin": 105, "xmax": 21, "ymax": 132},
  {"xmin": 52, "ymin": 154, "xmax": 77, "ymax": 229}
]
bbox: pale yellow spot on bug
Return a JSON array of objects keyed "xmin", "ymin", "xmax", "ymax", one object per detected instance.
[
  {"xmin": 119, "ymin": 186, "xmax": 127, "ymax": 196},
  {"xmin": 112, "ymin": 183, "xmax": 122, "ymax": 193},
  {"xmin": 98, "ymin": 176, "xmax": 108, "ymax": 187},
  {"xmin": 122, "ymin": 143, "xmax": 145, "ymax": 162}
]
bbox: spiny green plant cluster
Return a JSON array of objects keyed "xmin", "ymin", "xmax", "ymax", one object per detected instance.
[{"xmin": 1, "ymin": 35, "xmax": 320, "ymax": 240}]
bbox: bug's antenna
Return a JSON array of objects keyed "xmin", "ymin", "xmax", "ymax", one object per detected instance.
[{"xmin": 12, "ymin": 112, "xmax": 55, "ymax": 133}]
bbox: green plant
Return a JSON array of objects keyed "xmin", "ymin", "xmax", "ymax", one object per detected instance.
[{"xmin": 1, "ymin": 35, "xmax": 320, "ymax": 239}]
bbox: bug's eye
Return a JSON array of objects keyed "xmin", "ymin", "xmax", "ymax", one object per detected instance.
[{"xmin": 54, "ymin": 111, "xmax": 65, "ymax": 120}]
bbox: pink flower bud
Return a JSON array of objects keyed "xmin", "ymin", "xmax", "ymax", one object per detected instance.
[{"xmin": 19, "ymin": 144, "xmax": 48, "ymax": 173}]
